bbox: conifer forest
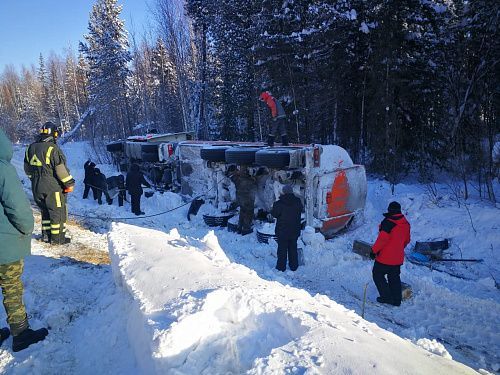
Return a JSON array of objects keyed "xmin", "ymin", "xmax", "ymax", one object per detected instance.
[{"xmin": 0, "ymin": 0, "xmax": 498, "ymax": 199}]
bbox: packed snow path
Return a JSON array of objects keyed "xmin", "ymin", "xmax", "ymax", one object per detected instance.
[{"xmin": 0, "ymin": 211, "xmax": 137, "ymax": 373}]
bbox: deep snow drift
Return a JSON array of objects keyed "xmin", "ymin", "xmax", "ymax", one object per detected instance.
[
  {"xmin": 109, "ymin": 223, "xmax": 476, "ymax": 374},
  {"xmin": 1, "ymin": 141, "xmax": 498, "ymax": 374}
]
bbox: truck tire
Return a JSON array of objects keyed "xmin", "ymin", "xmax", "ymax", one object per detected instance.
[
  {"xmin": 200, "ymin": 146, "xmax": 231, "ymax": 162},
  {"xmin": 141, "ymin": 144, "xmax": 159, "ymax": 153},
  {"xmin": 225, "ymin": 147, "xmax": 260, "ymax": 165},
  {"xmin": 106, "ymin": 141, "xmax": 124, "ymax": 152},
  {"xmin": 255, "ymin": 148, "xmax": 290, "ymax": 168}
]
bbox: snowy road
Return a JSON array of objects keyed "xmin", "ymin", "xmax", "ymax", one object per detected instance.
[{"xmin": 0, "ymin": 210, "xmax": 137, "ymax": 374}]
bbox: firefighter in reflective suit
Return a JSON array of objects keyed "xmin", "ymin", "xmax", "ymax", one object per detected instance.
[{"xmin": 24, "ymin": 122, "xmax": 75, "ymax": 245}]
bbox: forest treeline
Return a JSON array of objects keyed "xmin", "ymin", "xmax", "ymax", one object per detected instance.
[{"xmin": 0, "ymin": 0, "xmax": 498, "ymax": 199}]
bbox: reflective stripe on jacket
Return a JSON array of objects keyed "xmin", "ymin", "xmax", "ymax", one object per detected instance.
[{"xmin": 24, "ymin": 137, "xmax": 75, "ymax": 191}]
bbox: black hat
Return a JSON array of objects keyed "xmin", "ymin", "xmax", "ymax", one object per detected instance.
[{"xmin": 387, "ymin": 201, "xmax": 401, "ymax": 214}]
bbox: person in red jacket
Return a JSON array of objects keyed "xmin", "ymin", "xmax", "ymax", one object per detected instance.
[
  {"xmin": 370, "ymin": 201, "xmax": 411, "ymax": 306},
  {"xmin": 259, "ymin": 91, "xmax": 289, "ymax": 147}
]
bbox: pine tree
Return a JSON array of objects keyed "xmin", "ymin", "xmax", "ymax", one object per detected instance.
[{"xmin": 81, "ymin": 0, "xmax": 132, "ymax": 139}]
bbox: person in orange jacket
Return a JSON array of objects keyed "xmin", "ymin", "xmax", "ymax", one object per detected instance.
[
  {"xmin": 370, "ymin": 201, "xmax": 411, "ymax": 306},
  {"xmin": 259, "ymin": 91, "xmax": 289, "ymax": 147}
]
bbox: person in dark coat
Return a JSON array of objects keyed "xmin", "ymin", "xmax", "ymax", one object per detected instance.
[
  {"xmin": 271, "ymin": 184, "xmax": 303, "ymax": 271},
  {"xmin": 0, "ymin": 129, "xmax": 49, "ymax": 352},
  {"xmin": 106, "ymin": 175, "xmax": 126, "ymax": 206},
  {"xmin": 83, "ymin": 160, "xmax": 96, "ymax": 199},
  {"xmin": 92, "ymin": 168, "xmax": 111, "ymax": 205},
  {"xmin": 126, "ymin": 164, "xmax": 151, "ymax": 215},
  {"xmin": 371, "ymin": 201, "xmax": 411, "ymax": 306},
  {"xmin": 259, "ymin": 91, "xmax": 288, "ymax": 147},
  {"xmin": 24, "ymin": 122, "xmax": 74, "ymax": 245},
  {"xmin": 230, "ymin": 166, "xmax": 256, "ymax": 235}
]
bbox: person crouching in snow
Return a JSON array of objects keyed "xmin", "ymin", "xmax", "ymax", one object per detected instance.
[
  {"xmin": 259, "ymin": 91, "xmax": 289, "ymax": 147},
  {"xmin": 106, "ymin": 175, "xmax": 126, "ymax": 207},
  {"xmin": 126, "ymin": 164, "xmax": 151, "ymax": 215},
  {"xmin": 93, "ymin": 168, "xmax": 112, "ymax": 205},
  {"xmin": 370, "ymin": 201, "xmax": 411, "ymax": 306},
  {"xmin": 271, "ymin": 184, "xmax": 303, "ymax": 272}
]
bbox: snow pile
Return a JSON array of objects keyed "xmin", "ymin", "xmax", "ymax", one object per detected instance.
[
  {"xmin": 301, "ymin": 225, "xmax": 325, "ymax": 250},
  {"xmin": 199, "ymin": 230, "xmax": 231, "ymax": 265},
  {"xmin": 108, "ymin": 222, "xmax": 477, "ymax": 374},
  {"xmin": 417, "ymin": 338, "xmax": 452, "ymax": 360}
]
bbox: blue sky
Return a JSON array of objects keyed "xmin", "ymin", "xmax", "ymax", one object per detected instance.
[{"xmin": 0, "ymin": 0, "xmax": 153, "ymax": 72}]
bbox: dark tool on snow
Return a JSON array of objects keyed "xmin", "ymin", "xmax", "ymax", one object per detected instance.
[
  {"xmin": 353, "ymin": 240, "xmax": 373, "ymax": 258},
  {"xmin": 409, "ymin": 252, "xmax": 483, "ymax": 263}
]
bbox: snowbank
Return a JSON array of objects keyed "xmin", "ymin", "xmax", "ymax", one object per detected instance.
[{"xmin": 108, "ymin": 223, "xmax": 476, "ymax": 374}]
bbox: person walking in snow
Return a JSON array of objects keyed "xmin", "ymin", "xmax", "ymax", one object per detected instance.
[
  {"xmin": 259, "ymin": 91, "xmax": 289, "ymax": 147},
  {"xmin": 24, "ymin": 122, "xmax": 74, "ymax": 245},
  {"xmin": 370, "ymin": 201, "xmax": 411, "ymax": 306},
  {"xmin": 126, "ymin": 164, "xmax": 151, "ymax": 215},
  {"xmin": 271, "ymin": 184, "xmax": 303, "ymax": 272},
  {"xmin": 0, "ymin": 129, "xmax": 49, "ymax": 352},
  {"xmin": 83, "ymin": 160, "xmax": 96, "ymax": 200}
]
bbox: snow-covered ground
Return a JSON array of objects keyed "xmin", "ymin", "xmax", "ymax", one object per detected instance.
[{"xmin": 1, "ymin": 141, "xmax": 498, "ymax": 374}]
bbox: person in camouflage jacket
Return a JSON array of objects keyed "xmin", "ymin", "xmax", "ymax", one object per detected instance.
[{"xmin": 0, "ymin": 128, "xmax": 48, "ymax": 351}]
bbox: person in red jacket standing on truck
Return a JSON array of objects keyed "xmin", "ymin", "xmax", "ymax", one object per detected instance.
[
  {"xmin": 259, "ymin": 91, "xmax": 289, "ymax": 147},
  {"xmin": 370, "ymin": 201, "xmax": 411, "ymax": 306}
]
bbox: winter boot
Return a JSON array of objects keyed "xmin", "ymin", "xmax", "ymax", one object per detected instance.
[
  {"xmin": 240, "ymin": 228, "xmax": 253, "ymax": 236},
  {"xmin": 281, "ymin": 135, "xmax": 289, "ymax": 146},
  {"xmin": 0, "ymin": 327, "xmax": 10, "ymax": 346},
  {"xmin": 12, "ymin": 328, "xmax": 49, "ymax": 352},
  {"xmin": 41, "ymin": 230, "xmax": 51, "ymax": 243},
  {"xmin": 51, "ymin": 235, "xmax": 71, "ymax": 245},
  {"xmin": 267, "ymin": 135, "xmax": 275, "ymax": 147}
]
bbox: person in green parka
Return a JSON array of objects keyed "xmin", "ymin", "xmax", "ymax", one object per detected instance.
[{"xmin": 0, "ymin": 129, "xmax": 48, "ymax": 352}]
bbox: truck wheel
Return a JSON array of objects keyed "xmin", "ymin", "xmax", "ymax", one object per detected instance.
[
  {"xmin": 200, "ymin": 146, "xmax": 231, "ymax": 162},
  {"xmin": 106, "ymin": 141, "xmax": 124, "ymax": 152},
  {"xmin": 225, "ymin": 147, "xmax": 260, "ymax": 165},
  {"xmin": 141, "ymin": 144, "xmax": 159, "ymax": 153},
  {"xmin": 255, "ymin": 149, "xmax": 290, "ymax": 168},
  {"xmin": 203, "ymin": 214, "xmax": 234, "ymax": 227}
]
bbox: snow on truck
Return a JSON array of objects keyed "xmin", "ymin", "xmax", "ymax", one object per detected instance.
[{"xmin": 107, "ymin": 133, "xmax": 367, "ymax": 239}]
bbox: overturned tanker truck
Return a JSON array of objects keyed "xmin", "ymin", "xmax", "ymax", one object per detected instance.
[
  {"xmin": 107, "ymin": 134, "xmax": 367, "ymax": 239},
  {"xmin": 106, "ymin": 131, "xmax": 194, "ymax": 191}
]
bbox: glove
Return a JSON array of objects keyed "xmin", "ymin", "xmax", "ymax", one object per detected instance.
[
  {"xmin": 63, "ymin": 185, "xmax": 74, "ymax": 193},
  {"xmin": 369, "ymin": 251, "xmax": 376, "ymax": 260}
]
